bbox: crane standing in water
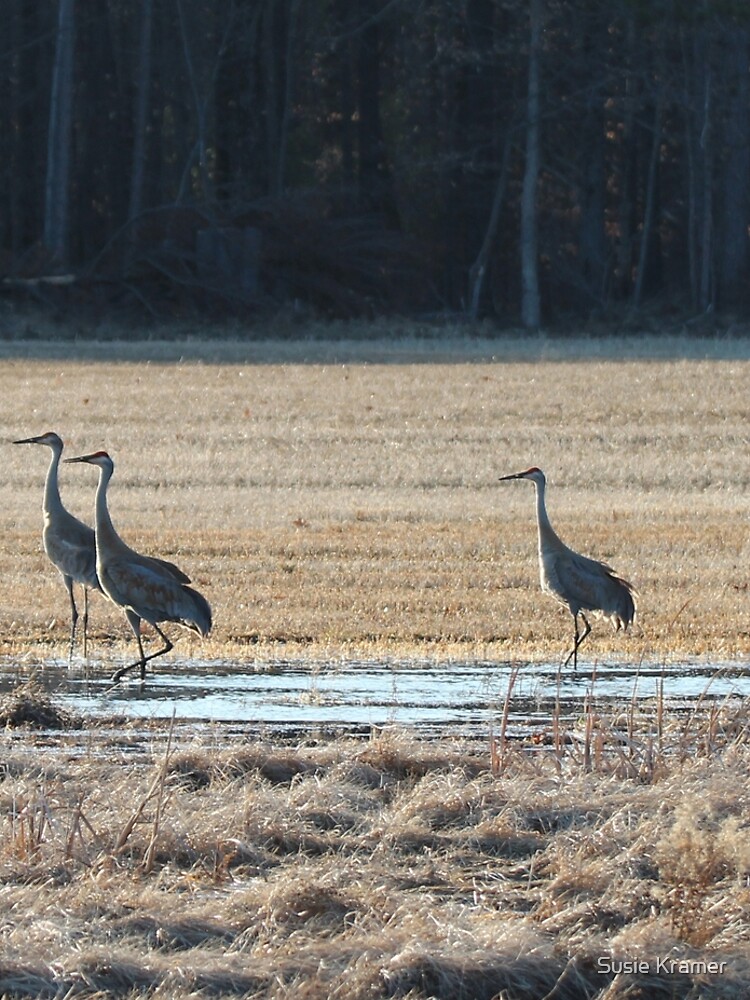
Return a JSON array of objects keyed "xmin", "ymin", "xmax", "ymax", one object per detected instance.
[
  {"xmin": 499, "ymin": 467, "xmax": 636, "ymax": 669},
  {"xmin": 14, "ymin": 431, "xmax": 101, "ymax": 660},
  {"xmin": 65, "ymin": 450, "xmax": 212, "ymax": 682}
]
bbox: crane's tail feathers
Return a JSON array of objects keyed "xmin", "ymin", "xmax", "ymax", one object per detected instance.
[
  {"xmin": 609, "ymin": 575, "xmax": 637, "ymax": 631},
  {"xmin": 182, "ymin": 586, "xmax": 212, "ymax": 638}
]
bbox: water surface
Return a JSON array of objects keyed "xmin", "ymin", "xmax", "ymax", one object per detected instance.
[{"xmin": 3, "ymin": 655, "xmax": 749, "ymax": 737}]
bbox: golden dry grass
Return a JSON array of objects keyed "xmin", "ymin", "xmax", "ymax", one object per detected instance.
[
  {"xmin": 0, "ymin": 330, "xmax": 748, "ymax": 665},
  {"xmin": 0, "ymin": 330, "xmax": 749, "ymax": 996},
  {"xmin": 0, "ymin": 711, "xmax": 749, "ymax": 998}
]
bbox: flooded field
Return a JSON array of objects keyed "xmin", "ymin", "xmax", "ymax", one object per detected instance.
[{"xmin": 3, "ymin": 655, "xmax": 750, "ymax": 737}]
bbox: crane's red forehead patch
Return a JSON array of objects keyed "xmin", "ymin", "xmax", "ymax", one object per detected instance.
[{"xmin": 524, "ymin": 466, "xmax": 542, "ymax": 474}]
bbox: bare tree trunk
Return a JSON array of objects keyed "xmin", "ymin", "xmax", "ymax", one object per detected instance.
[
  {"xmin": 174, "ymin": 1, "xmax": 236, "ymax": 206},
  {"xmin": 176, "ymin": 0, "xmax": 211, "ymax": 202},
  {"xmin": 634, "ymin": 96, "xmax": 663, "ymax": 308},
  {"xmin": 128, "ymin": 0, "xmax": 154, "ymax": 231},
  {"xmin": 520, "ymin": 0, "xmax": 542, "ymax": 330},
  {"xmin": 577, "ymin": 9, "xmax": 608, "ymax": 306},
  {"xmin": 275, "ymin": 0, "xmax": 301, "ymax": 198},
  {"xmin": 681, "ymin": 27, "xmax": 699, "ymax": 309},
  {"xmin": 468, "ymin": 134, "xmax": 512, "ymax": 323},
  {"xmin": 262, "ymin": 1, "xmax": 277, "ymax": 196},
  {"xmin": 9, "ymin": 0, "xmax": 25, "ymax": 256},
  {"xmin": 44, "ymin": 0, "xmax": 75, "ymax": 268},
  {"xmin": 699, "ymin": 50, "xmax": 713, "ymax": 311},
  {"xmin": 716, "ymin": 27, "xmax": 750, "ymax": 311},
  {"xmin": 260, "ymin": 0, "xmax": 303, "ymax": 199},
  {"xmin": 615, "ymin": 14, "xmax": 637, "ymax": 300},
  {"xmin": 353, "ymin": 0, "xmax": 398, "ymax": 226}
]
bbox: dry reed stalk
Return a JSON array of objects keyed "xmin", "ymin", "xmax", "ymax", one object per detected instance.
[
  {"xmin": 488, "ymin": 726, "xmax": 500, "ymax": 775},
  {"xmin": 142, "ymin": 711, "xmax": 177, "ymax": 873},
  {"xmin": 582, "ymin": 665, "xmax": 600, "ymax": 772},
  {"xmin": 493, "ymin": 661, "xmax": 521, "ymax": 775},
  {"xmin": 552, "ymin": 669, "xmax": 563, "ymax": 771},
  {"xmin": 10, "ymin": 788, "xmax": 54, "ymax": 862},
  {"xmin": 656, "ymin": 673, "xmax": 665, "ymax": 754},
  {"xmin": 64, "ymin": 790, "xmax": 90, "ymax": 862},
  {"xmin": 680, "ymin": 674, "xmax": 718, "ymax": 756},
  {"xmin": 115, "ymin": 712, "xmax": 176, "ymax": 862}
]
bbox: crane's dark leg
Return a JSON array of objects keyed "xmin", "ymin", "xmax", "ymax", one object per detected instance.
[
  {"xmin": 64, "ymin": 576, "xmax": 78, "ymax": 663},
  {"xmin": 112, "ymin": 610, "xmax": 145, "ymax": 681},
  {"xmin": 112, "ymin": 612, "xmax": 173, "ymax": 682},
  {"xmin": 136, "ymin": 625, "xmax": 173, "ymax": 681},
  {"xmin": 563, "ymin": 612, "xmax": 592, "ymax": 670},
  {"xmin": 82, "ymin": 587, "xmax": 89, "ymax": 658},
  {"xmin": 576, "ymin": 613, "xmax": 592, "ymax": 668}
]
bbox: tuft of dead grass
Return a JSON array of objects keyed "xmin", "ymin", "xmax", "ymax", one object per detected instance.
[
  {"xmin": 0, "ymin": 681, "xmax": 80, "ymax": 730},
  {"xmin": 0, "ymin": 716, "xmax": 748, "ymax": 996}
]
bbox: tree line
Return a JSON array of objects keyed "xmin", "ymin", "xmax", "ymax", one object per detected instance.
[{"xmin": 1, "ymin": 0, "xmax": 749, "ymax": 328}]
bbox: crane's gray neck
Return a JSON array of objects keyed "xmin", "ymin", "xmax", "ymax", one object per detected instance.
[
  {"xmin": 533, "ymin": 477, "xmax": 562, "ymax": 549},
  {"xmin": 93, "ymin": 465, "xmax": 121, "ymax": 550},
  {"xmin": 42, "ymin": 443, "xmax": 64, "ymax": 517}
]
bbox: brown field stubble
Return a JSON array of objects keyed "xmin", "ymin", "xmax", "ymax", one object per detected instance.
[
  {"xmin": 0, "ymin": 333, "xmax": 748, "ymax": 663},
  {"xmin": 0, "ymin": 335, "xmax": 749, "ymax": 997}
]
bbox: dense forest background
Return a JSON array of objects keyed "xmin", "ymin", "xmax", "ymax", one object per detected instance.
[{"xmin": 1, "ymin": 0, "xmax": 749, "ymax": 329}]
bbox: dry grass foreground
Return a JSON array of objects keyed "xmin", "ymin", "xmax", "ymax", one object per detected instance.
[
  {"xmin": 0, "ymin": 330, "xmax": 749, "ymax": 664},
  {"xmin": 0, "ymin": 692, "xmax": 750, "ymax": 999},
  {"xmin": 0, "ymin": 332, "xmax": 748, "ymax": 998}
]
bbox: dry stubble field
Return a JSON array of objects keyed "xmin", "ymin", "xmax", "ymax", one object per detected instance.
[{"xmin": 0, "ymin": 331, "xmax": 749, "ymax": 998}]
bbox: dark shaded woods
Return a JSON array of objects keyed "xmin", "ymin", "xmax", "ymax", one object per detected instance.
[{"xmin": 1, "ymin": 1, "xmax": 749, "ymax": 329}]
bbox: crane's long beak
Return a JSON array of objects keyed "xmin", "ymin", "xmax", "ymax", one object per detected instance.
[
  {"xmin": 499, "ymin": 472, "xmax": 524, "ymax": 481},
  {"xmin": 64, "ymin": 450, "xmax": 112, "ymax": 466},
  {"xmin": 13, "ymin": 436, "xmax": 42, "ymax": 445}
]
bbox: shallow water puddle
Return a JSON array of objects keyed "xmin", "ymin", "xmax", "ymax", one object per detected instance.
[{"xmin": 1, "ymin": 656, "xmax": 749, "ymax": 735}]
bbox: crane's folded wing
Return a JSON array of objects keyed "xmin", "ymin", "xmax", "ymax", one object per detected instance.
[
  {"xmin": 139, "ymin": 554, "xmax": 192, "ymax": 584},
  {"xmin": 545, "ymin": 550, "xmax": 635, "ymax": 622},
  {"xmin": 101, "ymin": 559, "xmax": 195, "ymax": 619},
  {"xmin": 45, "ymin": 533, "xmax": 100, "ymax": 589}
]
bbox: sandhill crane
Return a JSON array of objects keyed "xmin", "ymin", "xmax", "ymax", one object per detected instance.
[
  {"xmin": 64, "ymin": 450, "xmax": 212, "ymax": 682},
  {"xmin": 14, "ymin": 431, "xmax": 101, "ymax": 660},
  {"xmin": 499, "ymin": 467, "xmax": 636, "ymax": 669}
]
